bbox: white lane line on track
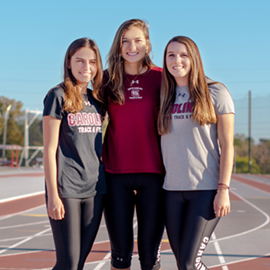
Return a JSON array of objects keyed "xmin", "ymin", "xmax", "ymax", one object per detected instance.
[
  {"xmin": 0, "ymin": 227, "xmax": 51, "ymax": 255},
  {"xmin": 0, "ymin": 233, "xmax": 52, "ymax": 243},
  {"xmin": 0, "ymin": 191, "xmax": 45, "ymax": 203},
  {"xmin": 210, "ymin": 189, "xmax": 270, "ymax": 243},
  {"xmin": 0, "ymin": 220, "xmax": 48, "ymax": 230},
  {"xmin": 234, "ymin": 175, "xmax": 270, "ymax": 185},
  {"xmin": 211, "ymin": 232, "xmax": 229, "ymax": 270},
  {"xmin": 93, "ymin": 219, "xmax": 138, "ymax": 270},
  {"xmin": 209, "ymin": 252, "xmax": 270, "ymax": 269},
  {"xmin": 207, "ymin": 186, "xmax": 270, "ymax": 269},
  {"xmin": 0, "ymin": 204, "xmax": 45, "ymax": 221}
]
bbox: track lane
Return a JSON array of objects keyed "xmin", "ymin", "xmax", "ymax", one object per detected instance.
[{"xmin": 0, "ymin": 172, "xmax": 270, "ymax": 269}]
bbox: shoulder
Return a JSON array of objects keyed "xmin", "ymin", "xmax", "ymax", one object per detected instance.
[
  {"xmin": 144, "ymin": 66, "xmax": 162, "ymax": 80},
  {"xmin": 208, "ymin": 80, "xmax": 235, "ymax": 114},
  {"xmin": 46, "ymin": 86, "xmax": 65, "ymax": 99},
  {"xmin": 151, "ymin": 66, "xmax": 162, "ymax": 72},
  {"xmin": 150, "ymin": 66, "xmax": 162, "ymax": 75},
  {"xmin": 43, "ymin": 85, "xmax": 65, "ymax": 118},
  {"xmin": 43, "ymin": 85, "xmax": 65, "ymax": 106},
  {"xmin": 208, "ymin": 82, "xmax": 231, "ymax": 101}
]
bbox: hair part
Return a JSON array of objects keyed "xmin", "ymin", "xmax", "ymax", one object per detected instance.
[
  {"xmin": 158, "ymin": 36, "xmax": 217, "ymax": 135},
  {"xmin": 60, "ymin": 38, "xmax": 103, "ymax": 113},
  {"xmin": 104, "ymin": 19, "xmax": 155, "ymax": 105}
]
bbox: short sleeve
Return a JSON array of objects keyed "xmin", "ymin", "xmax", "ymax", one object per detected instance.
[
  {"xmin": 43, "ymin": 87, "xmax": 64, "ymax": 120},
  {"xmin": 209, "ymin": 83, "xmax": 235, "ymax": 115}
]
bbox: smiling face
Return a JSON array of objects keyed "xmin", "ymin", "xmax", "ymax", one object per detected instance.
[
  {"xmin": 121, "ymin": 26, "xmax": 148, "ymax": 70},
  {"xmin": 69, "ymin": 47, "xmax": 97, "ymax": 91},
  {"xmin": 166, "ymin": 42, "xmax": 191, "ymax": 86}
]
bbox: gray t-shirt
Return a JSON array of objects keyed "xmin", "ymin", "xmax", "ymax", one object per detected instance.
[
  {"xmin": 161, "ymin": 83, "xmax": 235, "ymax": 191},
  {"xmin": 43, "ymin": 87, "xmax": 106, "ymax": 198}
]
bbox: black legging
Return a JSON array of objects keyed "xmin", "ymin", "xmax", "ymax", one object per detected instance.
[
  {"xmin": 104, "ymin": 173, "xmax": 165, "ymax": 270},
  {"xmin": 165, "ymin": 190, "xmax": 220, "ymax": 270},
  {"xmin": 48, "ymin": 195, "xmax": 104, "ymax": 270}
]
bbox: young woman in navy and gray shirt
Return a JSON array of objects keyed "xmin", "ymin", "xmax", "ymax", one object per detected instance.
[{"xmin": 43, "ymin": 38, "xmax": 106, "ymax": 270}]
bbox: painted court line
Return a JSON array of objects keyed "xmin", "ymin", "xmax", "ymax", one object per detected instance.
[
  {"xmin": 0, "ymin": 228, "xmax": 51, "ymax": 255},
  {"xmin": 0, "ymin": 191, "xmax": 44, "ymax": 204},
  {"xmin": 0, "ymin": 220, "xmax": 48, "ymax": 230},
  {"xmin": 0, "ymin": 204, "xmax": 45, "ymax": 221},
  {"xmin": 209, "ymin": 189, "xmax": 270, "ymax": 243},
  {"xmin": 212, "ymin": 232, "xmax": 229, "ymax": 270}
]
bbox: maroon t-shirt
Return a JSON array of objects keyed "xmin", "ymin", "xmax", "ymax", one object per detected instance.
[{"xmin": 102, "ymin": 67, "xmax": 165, "ymax": 174}]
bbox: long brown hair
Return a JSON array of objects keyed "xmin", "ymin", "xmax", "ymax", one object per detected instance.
[
  {"xmin": 60, "ymin": 38, "xmax": 103, "ymax": 113},
  {"xmin": 158, "ymin": 36, "xmax": 217, "ymax": 135},
  {"xmin": 104, "ymin": 19, "xmax": 155, "ymax": 105}
]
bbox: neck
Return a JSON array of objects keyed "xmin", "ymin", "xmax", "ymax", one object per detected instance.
[
  {"xmin": 124, "ymin": 61, "xmax": 145, "ymax": 75},
  {"xmin": 175, "ymin": 77, "xmax": 188, "ymax": 87},
  {"xmin": 77, "ymin": 84, "xmax": 88, "ymax": 94}
]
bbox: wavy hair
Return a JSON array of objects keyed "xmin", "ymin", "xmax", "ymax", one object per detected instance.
[
  {"xmin": 104, "ymin": 19, "xmax": 155, "ymax": 105},
  {"xmin": 59, "ymin": 38, "xmax": 103, "ymax": 113},
  {"xmin": 158, "ymin": 36, "xmax": 217, "ymax": 134}
]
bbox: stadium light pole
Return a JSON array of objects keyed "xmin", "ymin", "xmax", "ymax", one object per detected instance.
[{"xmin": 2, "ymin": 104, "xmax": 12, "ymax": 158}]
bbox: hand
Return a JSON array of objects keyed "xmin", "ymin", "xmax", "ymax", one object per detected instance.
[
  {"xmin": 47, "ymin": 195, "xmax": 65, "ymax": 220},
  {"xmin": 213, "ymin": 189, "xmax": 230, "ymax": 217}
]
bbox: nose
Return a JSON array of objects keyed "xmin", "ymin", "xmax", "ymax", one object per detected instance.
[
  {"xmin": 84, "ymin": 61, "xmax": 91, "ymax": 70},
  {"xmin": 129, "ymin": 40, "xmax": 136, "ymax": 51},
  {"xmin": 176, "ymin": 54, "xmax": 182, "ymax": 63}
]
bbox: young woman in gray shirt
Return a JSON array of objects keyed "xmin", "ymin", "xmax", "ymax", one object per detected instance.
[{"xmin": 158, "ymin": 36, "xmax": 234, "ymax": 270}]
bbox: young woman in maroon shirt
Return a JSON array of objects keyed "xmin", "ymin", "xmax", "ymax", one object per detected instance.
[{"xmin": 101, "ymin": 19, "xmax": 164, "ymax": 270}]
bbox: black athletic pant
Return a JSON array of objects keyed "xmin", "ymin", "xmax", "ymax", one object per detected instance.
[
  {"xmin": 48, "ymin": 195, "xmax": 104, "ymax": 270},
  {"xmin": 165, "ymin": 190, "xmax": 220, "ymax": 270},
  {"xmin": 104, "ymin": 173, "xmax": 165, "ymax": 270}
]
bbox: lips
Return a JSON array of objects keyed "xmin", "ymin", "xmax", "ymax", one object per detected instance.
[
  {"xmin": 80, "ymin": 72, "xmax": 91, "ymax": 77},
  {"xmin": 127, "ymin": 52, "xmax": 138, "ymax": 56},
  {"xmin": 173, "ymin": 65, "xmax": 184, "ymax": 70}
]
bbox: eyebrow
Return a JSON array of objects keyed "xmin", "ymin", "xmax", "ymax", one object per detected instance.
[
  {"xmin": 122, "ymin": 37, "xmax": 143, "ymax": 40},
  {"xmin": 167, "ymin": 51, "xmax": 187, "ymax": 54},
  {"xmin": 75, "ymin": 57, "xmax": 96, "ymax": 60}
]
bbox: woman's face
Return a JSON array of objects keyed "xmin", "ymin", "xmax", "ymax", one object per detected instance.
[
  {"xmin": 69, "ymin": 47, "xmax": 97, "ymax": 88},
  {"xmin": 121, "ymin": 26, "xmax": 148, "ymax": 66},
  {"xmin": 166, "ymin": 42, "xmax": 191, "ymax": 86}
]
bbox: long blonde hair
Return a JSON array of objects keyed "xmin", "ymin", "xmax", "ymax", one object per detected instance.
[
  {"xmin": 60, "ymin": 38, "xmax": 103, "ymax": 113},
  {"xmin": 158, "ymin": 36, "xmax": 217, "ymax": 135},
  {"xmin": 104, "ymin": 19, "xmax": 155, "ymax": 106}
]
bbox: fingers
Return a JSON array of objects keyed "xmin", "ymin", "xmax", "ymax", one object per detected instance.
[
  {"xmin": 214, "ymin": 205, "xmax": 230, "ymax": 217},
  {"xmin": 214, "ymin": 190, "xmax": 231, "ymax": 217},
  {"xmin": 48, "ymin": 206, "xmax": 65, "ymax": 220}
]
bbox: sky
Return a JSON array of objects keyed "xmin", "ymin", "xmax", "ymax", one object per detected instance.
[{"xmin": 0, "ymin": 0, "xmax": 269, "ymax": 141}]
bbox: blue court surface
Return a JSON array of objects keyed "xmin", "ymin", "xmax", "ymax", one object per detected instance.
[{"xmin": 0, "ymin": 167, "xmax": 270, "ymax": 269}]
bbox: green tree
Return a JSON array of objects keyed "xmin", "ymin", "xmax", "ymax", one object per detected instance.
[
  {"xmin": 235, "ymin": 156, "xmax": 261, "ymax": 174},
  {"xmin": 234, "ymin": 133, "xmax": 255, "ymax": 158},
  {"xmin": 29, "ymin": 117, "xmax": 43, "ymax": 146},
  {"xmin": 253, "ymin": 140, "xmax": 270, "ymax": 174},
  {"xmin": 0, "ymin": 97, "xmax": 24, "ymax": 158}
]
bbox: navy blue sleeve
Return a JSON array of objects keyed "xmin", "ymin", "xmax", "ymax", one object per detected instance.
[{"xmin": 43, "ymin": 87, "xmax": 64, "ymax": 120}]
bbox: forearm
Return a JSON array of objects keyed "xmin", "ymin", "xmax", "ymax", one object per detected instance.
[
  {"xmin": 219, "ymin": 143, "xmax": 234, "ymax": 187},
  {"xmin": 42, "ymin": 115, "xmax": 61, "ymax": 199},
  {"xmin": 217, "ymin": 113, "xmax": 235, "ymax": 188},
  {"xmin": 43, "ymin": 149, "xmax": 59, "ymax": 198}
]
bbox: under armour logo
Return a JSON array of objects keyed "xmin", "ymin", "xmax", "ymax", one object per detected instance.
[
  {"xmin": 178, "ymin": 92, "xmax": 186, "ymax": 98},
  {"xmin": 131, "ymin": 80, "xmax": 139, "ymax": 86},
  {"xmin": 84, "ymin": 101, "xmax": 91, "ymax": 106}
]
